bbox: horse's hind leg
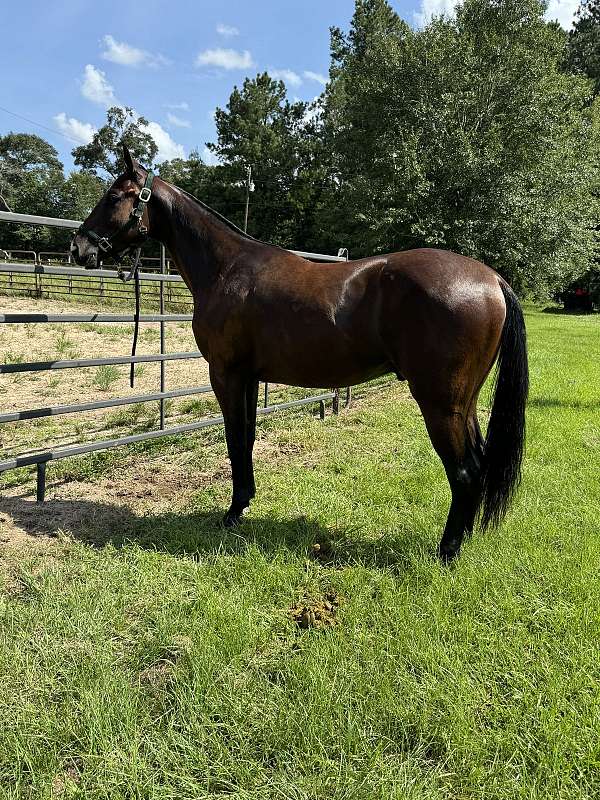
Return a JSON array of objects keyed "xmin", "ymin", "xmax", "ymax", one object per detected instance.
[
  {"xmin": 418, "ymin": 404, "xmax": 482, "ymax": 562},
  {"xmin": 463, "ymin": 412, "xmax": 485, "ymax": 537}
]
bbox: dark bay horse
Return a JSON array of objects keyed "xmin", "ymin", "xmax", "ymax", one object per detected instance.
[{"xmin": 71, "ymin": 146, "xmax": 528, "ymax": 561}]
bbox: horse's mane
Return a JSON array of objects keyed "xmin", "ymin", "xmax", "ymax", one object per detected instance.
[{"xmin": 174, "ymin": 184, "xmax": 259, "ymax": 243}]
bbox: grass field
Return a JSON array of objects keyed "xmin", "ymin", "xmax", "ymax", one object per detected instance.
[{"xmin": 0, "ymin": 306, "xmax": 599, "ymax": 799}]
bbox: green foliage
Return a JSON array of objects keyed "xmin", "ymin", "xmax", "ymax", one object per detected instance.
[
  {"xmin": 58, "ymin": 171, "xmax": 105, "ymax": 221},
  {"xmin": 0, "ymin": 132, "xmax": 65, "ymax": 250},
  {"xmin": 322, "ymin": 0, "xmax": 600, "ymax": 294},
  {"xmin": 93, "ymin": 365, "xmax": 120, "ymax": 391},
  {"xmin": 567, "ymin": 0, "xmax": 600, "ymax": 93},
  {"xmin": 204, "ymin": 72, "xmax": 327, "ymax": 247},
  {"xmin": 72, "ymin": 106, "xmax": 158, "ymax": 178},
  {"xmin": 2, "ymin": 0, "xmax": 599, "ymax": 297}
]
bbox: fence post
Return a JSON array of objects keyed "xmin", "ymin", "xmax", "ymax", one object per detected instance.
[
  {"xmin": 332, "ymin": 388, "xmax": 340, "ymax": 415},
  {"xmin": 160, "ymin": 244, "xmax": 166, "ymax": 429},
  {"xmin": 34, "ymin": 253, "xmax": 41, "ymax": 297},
  {"xmin": 36, "ymin": 462, "xmax": 46, "ymax": 502}
]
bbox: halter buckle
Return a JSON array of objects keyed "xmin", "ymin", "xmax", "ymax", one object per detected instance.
[
  {"xmin": 97, "ymin": 237, "xmax": 112, "ymax": 252},
  {"xmin": 139, "ymin": 187, "xmax": 152, "ymax": 203}
]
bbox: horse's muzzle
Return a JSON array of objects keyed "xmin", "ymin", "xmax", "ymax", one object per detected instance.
[{"xmin": 70, "ymin": 236, "xmax": 98, "ymax": 268}]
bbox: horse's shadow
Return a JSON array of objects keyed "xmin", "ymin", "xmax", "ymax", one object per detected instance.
[
  {"xmin": 0, "ymin": 493, "xmax": 433, "ymax": 572},
  {"xmin": 528, "ymin": 396, "xmax": 600, "ymax": 410}
]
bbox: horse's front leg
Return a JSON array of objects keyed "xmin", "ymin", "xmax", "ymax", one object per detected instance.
[
  {"xmin": 210, "ymin": 365, "xmax": 251, "ymax": 527},
  {"xmin": 245, "ymin": 378, "xmax": 259, "ymax": 500}
]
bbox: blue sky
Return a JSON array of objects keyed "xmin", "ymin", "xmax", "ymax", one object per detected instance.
[{"xmin": 0, "ymin": 0, "xmax": 578, "ymax": 172}]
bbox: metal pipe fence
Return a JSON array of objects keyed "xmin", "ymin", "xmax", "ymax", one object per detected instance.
[{"xmin": 0, "ymin": 209, "xmax": 349, "ymax": 501}]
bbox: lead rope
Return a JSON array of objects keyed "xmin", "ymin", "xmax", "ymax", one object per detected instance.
[{"xmin": 118, "ymin": 247, "xmax": 142, "ymax": 387}]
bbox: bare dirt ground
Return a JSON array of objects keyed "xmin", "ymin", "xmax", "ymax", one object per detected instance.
[
  {"xmin": 0, "ymin": 451, "xmax": 221, "ymax": 548},
  {"xmin": 1, "ymin": 295, "xmax": 212, "ymax": 453},
  {"xmin": 0, "ymin": 413, "xmax": 320, "ymax": 549}
]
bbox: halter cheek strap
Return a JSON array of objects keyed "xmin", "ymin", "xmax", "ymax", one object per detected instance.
[{"xmin": 77, "ymin": 170, "xmax": 155, "ymax": 258}]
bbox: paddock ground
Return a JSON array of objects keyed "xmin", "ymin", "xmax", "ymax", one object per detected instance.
[
  {"xmin": 0, "ymin": 306, "xmax": 599, "ymax": 799},
  {"xmin": 0, "ymin": 295, "xmax": 314, "ymax": 456}
]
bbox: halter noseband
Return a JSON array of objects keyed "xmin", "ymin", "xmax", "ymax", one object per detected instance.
[{"xmin": 77, "ymin": 169, "xmax": 155, "ymax": 259}]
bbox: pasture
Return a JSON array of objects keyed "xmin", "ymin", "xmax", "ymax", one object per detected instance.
[{"xmin": 0, "ymin": 306, "xmax": 599, "ymax": 799}]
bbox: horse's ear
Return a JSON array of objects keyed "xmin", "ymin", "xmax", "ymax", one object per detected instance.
[{"xmin": 122, "ymin": 143, "xmax": 138, "ymax": 177}]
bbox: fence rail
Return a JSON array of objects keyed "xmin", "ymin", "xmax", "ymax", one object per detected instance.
[{"xmin": 1, "ymin": 208, "xmax": 349, "ymax": 501}]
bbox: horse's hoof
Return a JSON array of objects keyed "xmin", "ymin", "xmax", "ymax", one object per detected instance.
[
  {"xmin": 222, "ymin": 505, "xmax": 249, "ymax": 528},
  {"xmin": 437, "ymin": 545, "xmax": 460, "ymax": 564}
]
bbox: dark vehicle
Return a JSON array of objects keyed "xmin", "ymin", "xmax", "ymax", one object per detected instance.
[{"xmin": 558, "ymin": 268, "xmax": 600, "ymax": 311}]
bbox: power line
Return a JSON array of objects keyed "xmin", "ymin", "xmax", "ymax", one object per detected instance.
[{"xmin": 0, "ymin": 105, "xmax": 81, "ymax": 146}]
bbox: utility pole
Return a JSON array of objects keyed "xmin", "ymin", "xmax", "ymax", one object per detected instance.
[{"xmin": 243, "ymin": 165, "xmax": 254, "ymax": 233}]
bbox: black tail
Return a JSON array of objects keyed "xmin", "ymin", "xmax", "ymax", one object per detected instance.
[{"xmin": 479, "ymin": 282, "xmax": 529, "ymax": 530}]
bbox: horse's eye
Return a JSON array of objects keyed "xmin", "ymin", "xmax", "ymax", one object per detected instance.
[{"xmin": 108, "ymin": 192, "xmax": 121, "ymax": 204}]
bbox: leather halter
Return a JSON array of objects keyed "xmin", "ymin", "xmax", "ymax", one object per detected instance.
[
  {"xmin": 77, "ymin": 169, "xmax": 154, "ymax": 258},
  {"xmin": 77, "ymin": 169, "xmax": 154, "ymax": 389}
]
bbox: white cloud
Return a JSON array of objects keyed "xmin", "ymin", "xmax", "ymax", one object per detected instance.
[
  {"xmin": 167, "ymin": 112, "xmax": 191, "ymax": 128},
  {"xmin": 141, "ymin": 120, "xmax": 185, "ymax": 162},
  {"xmin": 54, "ymin": 112, "xmax": 96, "ymax": 145},
  {"xmin": 303, "ymin": 70, "xmax": 327, "ymax": 86},
  {"xmin": 302, "ymin": 97, "xmax": 322, "ymax": 126},
  {"xmin": 101, "ymin": 35, "xmax": 169, "ymax": 68},
  {"xmin": 413, "ymin": 0, "xmax": 458, "ymax": 27},
  {"xmin": 165, "ymin": 101, "xmax": 189, "ymax": 111},
  {"xmin": 195, "ymin": 48, "xmax": 254, "ymax": 70},
  {"xmin": 270, "ymin": 68, "xmax": 302, "ymax": 87},
  {"xmin": 202, "ymin": 146, "xmax": 220, "ymax": 166},
  {"xmin": 414, "ymin": 0, "xmax": 578, "ymax": 27},
  {"xmin": 81, "ymin": 64, "xmax": 117, "ymax": 107},
  {"xmin": 545, "ymin": 0, "xmax": 579, "ymax": 29},
  {"xmin": 216, "ymin": 23, "xmax": 239, "ymax": 37}
]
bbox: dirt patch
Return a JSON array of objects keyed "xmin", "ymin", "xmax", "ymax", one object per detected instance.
[
  {"xmin": 51, "ymin": 761, "xmax": 81, "ymax": 798},
  {"xmin": 0, "ymin": 294, "xmax": 211, "ymax": 453},
  {"xmin": 290, "ymin": 590, "xmax": 342, "ymax": 629},
  {"xmin": 0, "ymin": 450, "xmax": 230, "ymax": 548}
]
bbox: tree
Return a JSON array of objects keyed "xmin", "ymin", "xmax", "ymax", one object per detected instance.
[
  {"xmin": 58, "ymin": 171, "xmax": 104, "ymax": 221},
  {"xmin": 72, "ymin": 106, "xmax": 158, "ymax": 178},
  {"xmin": 567, "ymin": 0, "xmax": 600, "ymax": 94},
  {"xmin": 158, "ymin": 149, "xmax": 225, "ymax": 205},
  {"xmin": 322, "ymin": 0, "xmax": 600, "ymax": 294},
  {"xmin": 0, "ymin": 133, "xmax": 65, "ymax": 250},
  {"xmin": 205, "ymin": 72, "xmax": 324, "ymax": 246},
  {"xmin": 0, "ymin": 133, "xmax": 64, "ymax": 214}
]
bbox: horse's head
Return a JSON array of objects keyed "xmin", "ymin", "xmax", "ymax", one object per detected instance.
[{"xmin": 71, "ymin": 144, "xmax": 154, "ymax": 267}]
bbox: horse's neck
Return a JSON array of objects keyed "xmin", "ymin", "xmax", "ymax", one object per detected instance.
[{"xmin": 150, "ymin": 179, "xmax": 244, "ymax": 293}]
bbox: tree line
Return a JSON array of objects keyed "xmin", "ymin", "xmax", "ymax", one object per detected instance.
[{"xmin": 1, "ymin": 0, "xmax": 599, "ymax": 295}]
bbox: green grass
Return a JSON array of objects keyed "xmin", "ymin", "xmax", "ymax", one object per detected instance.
[
  {"xmin": 92, "ymin": 365, "xmax": 121, "ymax": 391},
  {"xmin": 0, "ymin": 307, "xmax": 599, "ymax": 799}
]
